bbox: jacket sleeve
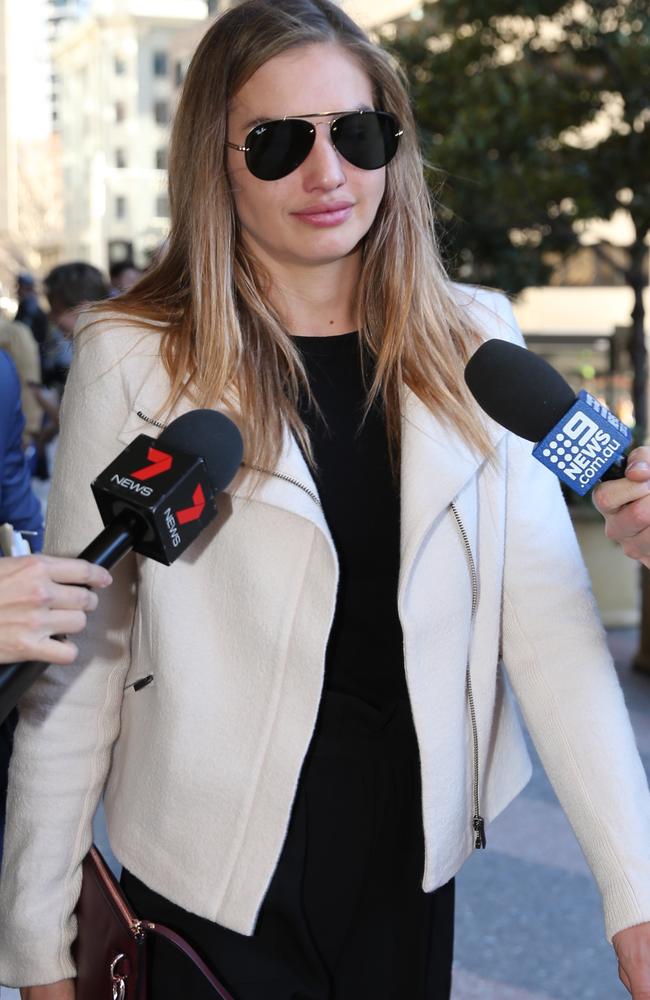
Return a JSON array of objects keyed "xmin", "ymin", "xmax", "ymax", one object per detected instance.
[
  {"xmin": 0, "ymin": 322, "xmax": 143, "ymax": 986},
  {"xmin": 0, "ymin": 351, "xmax": 44, "ymax": 547},
  {"xmin": 497, "ymin": 302, "xmax": 650, "ymax": 942}
]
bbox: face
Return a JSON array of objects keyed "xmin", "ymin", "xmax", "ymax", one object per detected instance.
[
  {"xmin": 226, "ymin": 43, "xmax": 387, "ymax": 276},
  {"xmin": 47, "ymin": 296, "xmax": 79, "ymax": 336}
]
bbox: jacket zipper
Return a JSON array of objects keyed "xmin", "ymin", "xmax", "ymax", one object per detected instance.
[
  {"xmin": 136, "ymin": 410, "xmax": 166, "ymax": 430},
  {"xmin": 136, "ymin": 412, "xmax": 321, "ymax": 508},
  {"xmin": 449, "ymin": 502, "xmax": 486, "ymax": 850},
  {"xmin": 246, "ymin": 465, "xmax": 322, "ymax": 507}
]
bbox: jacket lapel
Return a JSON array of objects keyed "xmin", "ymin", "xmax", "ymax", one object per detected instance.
[
  {"xmin": 227, "ymin": 426, "xmax": 332, "ymax": 541},
  {"xmin": 400, "ymin": 389, "xmax": 505, "ymax": 572},
  {"xmin": 119, "ymin": 374, "xmax": 506, "ymax": 561}
]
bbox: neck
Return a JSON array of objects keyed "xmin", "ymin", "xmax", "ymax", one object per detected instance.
[{"xmin": 258, "ymin": 251, "xmax": 361, "ymax": 337}]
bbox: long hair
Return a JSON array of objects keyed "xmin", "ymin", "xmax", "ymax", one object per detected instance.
[{"xmin": 99, "ymin": 0, "xmax": 491, "ymax": 471}]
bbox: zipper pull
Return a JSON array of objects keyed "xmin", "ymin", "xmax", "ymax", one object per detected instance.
[
  {"xmin": 125, "ymin": 674, "xmax": 154, "ymax": 693},
  {"xmin": 473, "ymin": 815, "xmax": 486, "ymax": 850}
]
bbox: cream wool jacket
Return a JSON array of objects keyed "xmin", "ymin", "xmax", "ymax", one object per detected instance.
[{"xmin": 2, "ymin": 287, "xmax": 650, "ymax": 987}]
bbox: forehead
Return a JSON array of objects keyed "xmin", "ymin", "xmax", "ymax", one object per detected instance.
[{"xmin": 229, "ymin": 43, "xmax": 374, "ymax": 127}]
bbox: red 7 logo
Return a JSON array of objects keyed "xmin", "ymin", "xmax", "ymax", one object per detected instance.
[
  {"xmin": 176, "ymin": 484, "xmax": 206, "ymax": 525},
  {"xmin": 131, "ymin": 447, "xmax": 173, "ymax": 481}
]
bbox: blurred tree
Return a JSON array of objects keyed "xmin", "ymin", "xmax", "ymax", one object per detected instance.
[{"xmin": 383, "ymin": 0, "xmax": 649, "ymax": 431}]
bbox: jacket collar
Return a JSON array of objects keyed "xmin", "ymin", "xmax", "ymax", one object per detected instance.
[
  {"xmin": 227, "ymin": 425, "xmax": 331, "ymax": 540},
  {"xmin": 124, "ymin": 378, "xmax": 506, "ymax": 553},
  {"xmin": 227, "ymin": 388, "xmax": 506, "ymax": 556}
]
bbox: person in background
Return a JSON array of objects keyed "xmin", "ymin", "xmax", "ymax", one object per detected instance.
[
  {"xmin": 44, "ymin": 263, "xmax": 110, "ymax": 341},
  {"xmin": 0, "ymin": 348, "xmax": 44, "ymax": 859},
  {"xmin": 41, "ymin": 262, "xmax": 110, "ymax": 392},
  {"xmin": 29, "ymin": 263, "xmax": 111, "ymax": 479},
  {"xmin": 0, "ymin": 352, "xmax": 43, "ymax": 551},
  {"xmin": 0, "ymin": 317, "xmax": 42, "ymax": 448},
  {"xmin": 14, "ymin": 273, "xmax": 48, "ymax": 354},
  {"xmin": 0, "ymin": 349, "xmax": 111, "ymax": 859},
  {"xmin": 109, "ymin": 259, "xmax": 141, "ymax": 296}
]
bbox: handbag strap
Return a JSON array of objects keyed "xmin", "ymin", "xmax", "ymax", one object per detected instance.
[{"xmin": 148, "ymin": 922, "xmax": 235, "ymax": 1000}]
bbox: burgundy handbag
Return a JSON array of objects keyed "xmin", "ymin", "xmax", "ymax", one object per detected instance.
[{"xmin": 73, "ymin": 845, "xmax": 235, "ymax": 1000}]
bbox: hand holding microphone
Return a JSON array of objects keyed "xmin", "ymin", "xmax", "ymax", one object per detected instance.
[
  {"xmin": 0, "ymin": 556, "xmax": 112, "ymax": 666},
  {"xmin": 592, "ymin": 446, "xmax": 650, "ymax": 568},
  {"xmin": 0, "ymin": 409, "xmax": 243, "ymax": 723}
]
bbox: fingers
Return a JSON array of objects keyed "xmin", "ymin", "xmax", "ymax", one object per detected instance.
[
  {"xmin": 591, "ymin": 449, "xmax": 650, "ymax": 566},
  {"xmin": 34, "ymin": 609, "xmax": 89, "ymax": 637},
  {"xmin": 28, "ymin": 637, "xmax": 80, "ymax": 666},
  {"xmin": 36, "ymin": 555, "xmax": 112, "ymax": 589},
  {"xmin": 0, "ymin": 609, "xmax": 87, "ymax": 665},
  {"xmin": 627, "ymin": 446, "xmax": 650, "ymax": 467},
  {"xmin": 45, "ymin": 581, "xmax": 100, "ymax": 612},
  {"xmin": 593, "ymin": 448, "xmax": 650, "ymax": 515},
  {"xmin": 618, "ymin": 964, "xmax": 632, "ymax": 994},
  {"xmin": 597, "ymin": 492, "xmax": 650, "ymax": 543},
  {"xmin": 0, "ymin": 555, "xmax": 112, "ymax": 663},
  {"xmin": 593, "ymin": 478, "xmax": 650, "ymax": 517}
]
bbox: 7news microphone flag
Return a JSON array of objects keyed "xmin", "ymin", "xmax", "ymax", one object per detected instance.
[
  {"xmin": 0, "ymin": 409, "xmax": 243, "ymax": 724},
  {"xmin": 465, "ymin": 339, "xmax": 631, "ymax": 496}
]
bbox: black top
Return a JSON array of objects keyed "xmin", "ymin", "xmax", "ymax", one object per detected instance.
[{"xmin": 292, "ymin": 332, "xmax": 407, "ymax": 708}]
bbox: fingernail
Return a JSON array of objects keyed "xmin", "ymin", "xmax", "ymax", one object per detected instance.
[
  {"xmin": 100, "ymin": 571, "xmax": 113, "ymax": 586},
  {"xmin": 627, "ymin": 461, "xmax": 650, "ymax": 473}
]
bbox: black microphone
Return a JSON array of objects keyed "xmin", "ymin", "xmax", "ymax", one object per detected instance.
[
  {"xmin": 0, "ymin": 409, "xmax": 243, "ymax": 723},
  {"xmin": 465, "ymin": 339, "xmax": 632, "ymax": 494}
]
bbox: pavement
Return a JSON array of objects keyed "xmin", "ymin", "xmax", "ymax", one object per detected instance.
[
  {"xmin": 452, "ymin": 627, "xmax": 647, "ymax": 999},
  {"xmin": 1, "ymin": 627, "xmax": 648, "ymax": 999}
]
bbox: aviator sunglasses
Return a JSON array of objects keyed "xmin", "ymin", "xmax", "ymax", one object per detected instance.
[{"xmin": 226, "ymin": 110, "xmax": 403, "ymax": 181}]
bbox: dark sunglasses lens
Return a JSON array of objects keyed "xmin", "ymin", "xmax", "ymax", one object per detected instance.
[
  {"xmin": 332, "ymin": 112, "xmax": 400, "ymax": 170},
  {"xmin": 246, "ymin": 119, "xmax": 315, "ymax": 180}
]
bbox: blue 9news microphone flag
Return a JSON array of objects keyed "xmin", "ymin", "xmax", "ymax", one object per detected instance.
[
  {"xmin": 531, "ymin": 391, "xmax": 631, "ymax": 496},
  {"xmin": 464, "ymin": 339, "xmax": 632, "ymax": 496}
]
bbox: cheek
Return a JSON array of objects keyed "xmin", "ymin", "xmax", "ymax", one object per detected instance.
[
  {"xmin": 372, "ymin": 169, "xmax": 387, "ymax": 204},
  {"xmin": 230, "ymin": 170, "xmax": 295, "ymax": 233},
  {"xmin": 357, "ymin": 169, "xmax": 386, "ymax": 222},
  {"xmin": 229, "ymin": 176, "xmax": 265, "ymax": 230}
]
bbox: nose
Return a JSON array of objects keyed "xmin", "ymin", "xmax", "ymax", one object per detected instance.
[{"xmin": 301, "ymin": 121, "xmax": 346, "ymax": 191}]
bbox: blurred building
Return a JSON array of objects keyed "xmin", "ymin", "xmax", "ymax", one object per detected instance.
[
  {"xmin": 47, "ymin": 0, "xmax": 90, "ymax": 131},
  {"xmin": 53, "ymin": 0, "xmax": 207, "ymax": 268},
  {"xmin": 212, "ymin": 0, "xmax": 422, "ymax": 30},
  {"xmin": 0, "ymin": 0, "xmax": 18, "ymax": 253},
  {"xmin": 342, "ymin": 0, "xmax": 421, "ymax": 29},
  {"xmin": 0, "ymin": 0, "xmax": 55, "ymax": 297}
]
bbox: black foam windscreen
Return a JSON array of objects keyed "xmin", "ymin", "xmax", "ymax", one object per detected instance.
[
  {"xmin": 464, "ymin": 339, "xmax": 576, "ymax": 443},
  {"xmin": 158, "ymin": 410, "xmax": 244, "ymax": 492}
]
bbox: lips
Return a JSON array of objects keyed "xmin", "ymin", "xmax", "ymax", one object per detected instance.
[{"xmin": 292, "ymin": 201, "xmax": 356, "ymax": 227}]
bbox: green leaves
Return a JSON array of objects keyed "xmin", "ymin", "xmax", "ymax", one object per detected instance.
[{"xmin": 382, "ymin": 0, "xmax": 649, "ymax": 294}]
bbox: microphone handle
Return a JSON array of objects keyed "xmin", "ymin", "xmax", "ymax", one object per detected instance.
[{"xmin": 0, "ymin": 513, "xmax": 142, "ymax": 725}]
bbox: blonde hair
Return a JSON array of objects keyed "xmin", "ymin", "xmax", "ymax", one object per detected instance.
[{"xmin": 100, "ymin": 0, "xmax": 490, "ymax": 470}]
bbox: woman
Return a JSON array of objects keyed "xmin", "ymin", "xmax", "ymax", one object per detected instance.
[{"xmin": 2, "ymin": 2, "xmax": 650, "ymax": 998}]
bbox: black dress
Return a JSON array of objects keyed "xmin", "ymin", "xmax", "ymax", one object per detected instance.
[{"xmin": 121, "ymin": 332, "xmax": 455, "ymax": 999}]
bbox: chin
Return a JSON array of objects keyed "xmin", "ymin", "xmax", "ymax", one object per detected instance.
[{"xmin": 297, "ymin": 233, "xmax": 368, "ymax": 264}]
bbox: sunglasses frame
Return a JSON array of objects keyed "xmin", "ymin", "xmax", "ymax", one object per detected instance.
[{"xmin": 226, "ymin": 109, "xmax": 403, "ymax": 180}]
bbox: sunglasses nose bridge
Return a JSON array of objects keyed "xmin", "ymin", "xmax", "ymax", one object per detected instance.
[{"xmin": 303, "ymin": 120, "xmax": 347, "ymax": 180}]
